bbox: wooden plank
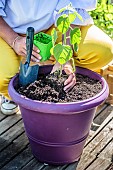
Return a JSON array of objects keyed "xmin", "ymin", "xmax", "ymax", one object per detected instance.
[
  {"xmin": 0, "ymin": 133, "xmax": 29, "ymax": 169},
  {"xmin": 63, "ymin": 162, "xmax": 79, "ymax": 170},
  {"xmin": 86, "ymin": 159, "xmax": 111, "ymax": 170},
  {"xmin": 21, "ymin": 158, "xmax": 45, "ymax": 170},
  {"xmin": 108, "ymin": 75, "xmax": 113, "ymax": 82},
  {"xmin": 42, "ymin": 164, "xmax": 67, "ymax": 170},
  {"xmin": 86, "ymin": 111, "xmax": 113, "ymax": 145},
  {"xmin": 107, "ymin": 163, "xmax": 113, "ymax": 170},
  {"xmin": 0, "ymin": 112, "xmax": 6, "ymax": 121},
  {"xmin": 25, "ymin": 162, "xmax": 45, "ymax": 170},
  {"xmin": 107, "ymin": 94, "xmax": 113, "ymax": 105},
  {"xmin": 0, "ymin": 120, "xmax": 24, "ymax": 152},
  {"xmin": 100, "ymin": 60, "xmax": 113, "ymax": 105},
  {"xmin": 0, "ymin": 114, "xmax": 22, "ymax": 135},
  {"xmin": 92, "ymin": 105, "xmax": 113, "ymax": 131},
  {"xmin": 95, "ymin": 103, "xmax": 108, "ymax": 117},
  {"xmin": 76, "ymin": 115, "xmax": 113, "ymax": 170},
  {"xmin": 86, "ymin": 139, "xmax": 113, "ymax": 170},
  {"xmin": 1, "ymin": 146, "xmax": 33, "ymax": 170},
  {"xmin": 98, "ymin": 139, "xmax": 113, "ymax": 163},
  {"xmin": 108, "ymin": 65, "xmax": 113, "ymax": 71}
]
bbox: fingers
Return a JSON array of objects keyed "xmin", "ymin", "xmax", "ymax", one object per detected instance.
[
  {"xmin": 24, "ymin": 44, "xmax": 41, "ymax": 62},
  {"xmin": 32, "ymin": 45, "xmax": 40, "ymax": 53},
  {"xmin": 17, "ymin": 48, "xmax": 26, "ymax": 57},
  {"xmin": 63, "ymin": 62, "xmax": 76, "ymax": 92},
  {"xmin": 32, "ymin": 49, "xmax": 41, "ymax": 61},
  {"xmin": 63, "ymin": 66, "xmax": 73, "ymax": 75},
  {"xmin": 13, "ymin": 36, "xmax": 42, "ymax": 62},
  {"xmin": 51, "ymin": 62, "xmax": 60, "ymax": 73},
  {"xmin": 31, "ymin": 45, "xmax": 41, "ymax": 62},
  {"xmin": 64, "ymin": 73, "xmax": 76, "ymax": 92},
  {"xmin": 31, "ymin": 55, "xmax": 41, "ymax": 62}
]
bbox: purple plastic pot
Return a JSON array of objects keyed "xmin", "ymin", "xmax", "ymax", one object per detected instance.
[{"xmin": 8, "ymin": 66, "xmax": 109, "ymax": 165}]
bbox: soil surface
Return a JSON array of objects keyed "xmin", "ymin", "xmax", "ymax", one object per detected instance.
[
  {"xmin": 16, "ymin": 73, "xmax": 102, "ymax": 103},
  {"xmin": 34, "ymin": 32, "xmax": 51, "ymax": 44}
]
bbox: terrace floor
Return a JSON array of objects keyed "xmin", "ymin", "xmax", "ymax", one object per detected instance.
[{"xmin": 0, "ymin": 102, "xmax": 113, "ymax": 170}]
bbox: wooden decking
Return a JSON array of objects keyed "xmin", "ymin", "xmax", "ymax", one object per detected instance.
[{"xmin": 0, "ymin": 103, "xmax": 113, "ymax": 170}]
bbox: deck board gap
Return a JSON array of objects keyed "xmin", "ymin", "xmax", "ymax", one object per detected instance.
[
  {"xmin": 85, "ymin": 112, "xmax": 113, "ymax": 147},
  {"xmin": 95, "ymin": 103, "xmax": 109, "ymax": 118},
  {"xmin": 96, "ymin": 137, "xmax": 113, "ymax": 158},
  {"xmin": 0, "ymin": 131, "xmax": 25, "ymax": 153},
  {"xmin": 0, "ymin": 118, "xmax": 22, "ymax": 136},
  {"xmin": 1, "ymin": 144, "xmax": 30, "ymax": 169},
  {"xmin": 0, "ymin": 115, "xmax": 7, "ymax": 122}
]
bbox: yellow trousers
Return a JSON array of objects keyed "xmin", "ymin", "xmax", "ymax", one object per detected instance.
[{"xmin": 0, "ymin": 25, "xmax": 113, "ymax": 99}]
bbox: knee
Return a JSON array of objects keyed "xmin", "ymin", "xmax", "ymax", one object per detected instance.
[
  {"xmin": 92, "ymin": 25, "xmax": 113, "ymax": 61},
  {"xmin": 98, "ymin": 37, "xmax": 113, "ymax": 64}
]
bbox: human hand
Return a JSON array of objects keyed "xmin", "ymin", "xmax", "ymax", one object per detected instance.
[
  {"xmin": 51, "ymin": 62, "xmax": 76, "ymax": 92},
  {"xmin": 12, "ymin": 36, "xmax": 41, "ymax": 62},
  {"xmin": 63, "ymin": 63, "xmax": 76, "ymax": 92}
]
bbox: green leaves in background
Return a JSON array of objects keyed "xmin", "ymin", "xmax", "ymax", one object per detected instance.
[{"xmin": 89, "ymin": 0, "xmax": 113, "ymax": 38}]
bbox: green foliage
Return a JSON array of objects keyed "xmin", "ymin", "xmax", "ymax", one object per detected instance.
[
  {"xmin": 70, "ymin": 28, "xmax": 81, "ymax": 45},
  {"xmin": 89, "ymin": 0, "xmax": 113, "ymax": 38},
  {"xmin": 57, "ymin": 14, "xmax": 70, "ymax": 34},
  {"xmin": 53, "ymin": 44, "xmax": 73, "ymax": 65},
  {"xmin": 51, "ymin": 3, "xmax": 82, "ymax": 67},
  {"xmin": 58, "ymin": 5, "xmax": 83, "ymax": 21},
  {"xmin": 51, "ymin": 28, "xmax": 58, "ymax": 46}
]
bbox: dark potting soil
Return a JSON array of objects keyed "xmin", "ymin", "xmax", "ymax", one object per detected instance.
[
  {"xmin": 16, "ymin": 73, "xmax": 102, "ymax": 103},
  {"xmin": 34, "ymin": 33, "xmax": 51, "ymax": 44}
]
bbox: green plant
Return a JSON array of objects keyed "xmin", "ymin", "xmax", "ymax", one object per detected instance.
[
  {"xmin": 89, "ymin": 0, "xmax": 113, "ymax": 38},
  {"xmin": 50, "ymin": 3, "xmax": 82, "ymax": 76}
]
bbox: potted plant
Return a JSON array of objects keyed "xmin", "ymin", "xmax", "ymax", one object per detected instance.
[{"xmin": 8, "ymin": 3, "xmax": 109, "ymax": 166}]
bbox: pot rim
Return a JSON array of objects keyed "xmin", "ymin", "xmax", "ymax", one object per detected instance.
[{"xmin": 8, "ymin": 66, "xmax": 109, "ymax": 114}]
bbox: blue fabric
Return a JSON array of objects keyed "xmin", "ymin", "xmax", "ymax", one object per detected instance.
[{"xmin": 0, "ymin": 0, "xmax": 97, "ymax": 34}]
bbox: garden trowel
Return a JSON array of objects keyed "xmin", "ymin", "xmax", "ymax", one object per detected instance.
[{"xmin": 19, "ymin": 27, "xmax": 39, "ymax": 86}]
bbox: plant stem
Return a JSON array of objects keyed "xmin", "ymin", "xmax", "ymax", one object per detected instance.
[
  {"xmin": 64, "ymin": 33, "xmax": 66, "ymax": 45},
  {"xmin": 62, "ymin": 34, "xmax": 64, "ymax": 45},
  {"xmin": 70, "ymin": 26, "xmax": 73, "ymax": 30},
  {"xmin": 59, "ymin": 65, "xmax": 63, "ymax": 77},
  {"xmin": 71, "ymin": 58, "xmax": 76, "ymax": 72}
]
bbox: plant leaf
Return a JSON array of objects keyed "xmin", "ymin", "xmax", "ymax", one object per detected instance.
[
  {"xmin": 68, "ymin": 13, "xmax": 76, "ymax": 23},
  {"xmin": 58, "ymin": 6, "xmax": 68, "ymax": 14},
  {"xmin": 70, "ymin": 28, "xmax": 81, "ymax": 45},
  {"xmin": 53, "ymin": 44, "xmax": 73, "ymax": 64},
  {"xmin": 51, "ymin": 28, "xmax": 58, "ymax": 46},
  {"xmin": 50, "ymin": 47, "xmax": 53, "ymax": 55},
  {"xmin": 73, "ymin": 10, "xmax": 83, "ymax": 21},
  {"xmin": 70, "ymin": 58, "xmax": 76, "ymax": 72},
  {"xmin": 74, "ymin": 43, "xmax": 78, "ymax": 52},
  {"xmin": 57, "ymin": 14, "xmax": 70, "ymax": 34},
  {"xmin": 58, "ymin": 3, "xmax": 73, "ymax": 14}
]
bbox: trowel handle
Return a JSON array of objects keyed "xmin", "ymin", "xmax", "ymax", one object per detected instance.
[{"xmin": 26, "ymin": 27, "xmax": 34, "ymax": 65}]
